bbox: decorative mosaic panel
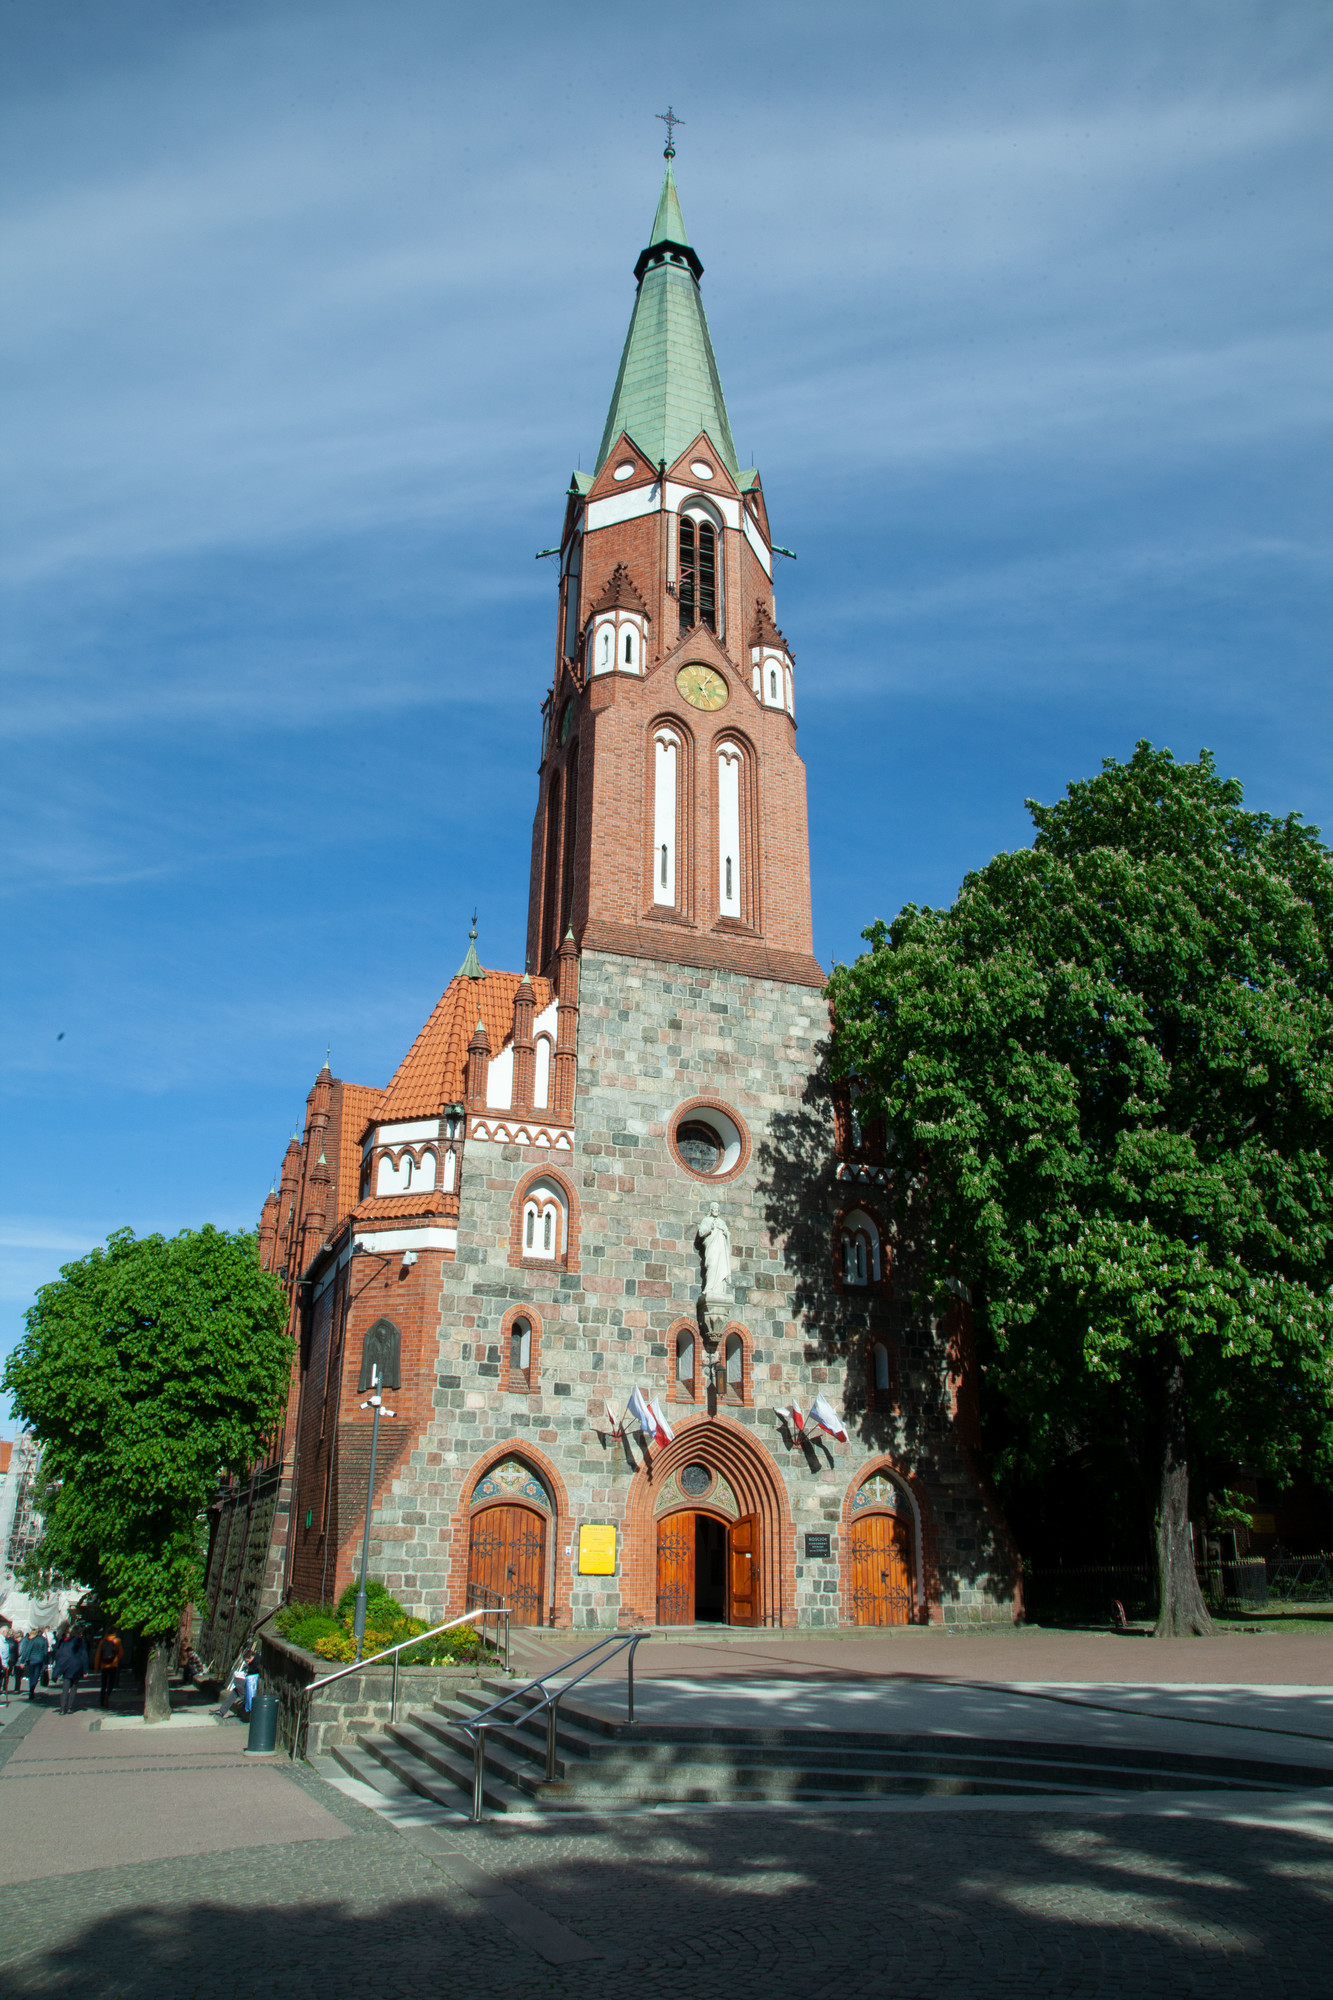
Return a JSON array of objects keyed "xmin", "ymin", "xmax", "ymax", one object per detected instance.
[
  {"xmin": 472, "ymin": 1458, "xmax": 553, "ymax": 1513},
  {"xmin": 654, "ymin": 1468, "xmax": 739, "ymax": 1517},
  {"xmin": 853, "ymin": 1472, "xmax": 907, "ymax": 1513}
]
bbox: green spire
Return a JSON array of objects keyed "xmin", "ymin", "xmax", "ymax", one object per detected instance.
[
  {"xmin": 648, "ymin": 160, "xmax": 689, "ymax": 252},
  {"xmin": 457, "ymin": 911, "xmax": 483, "ymax": 981},
  {"xmin": 595, "ymin": 166, "xmax": 738, "ymax": 479}
]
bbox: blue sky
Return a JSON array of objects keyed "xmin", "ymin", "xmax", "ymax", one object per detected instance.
[{"xmin": 3, "ymin": 1, "xmax": 1330, "ymax": 1424}]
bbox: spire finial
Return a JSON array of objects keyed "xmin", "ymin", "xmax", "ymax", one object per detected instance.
[
  {"xmin": 656, "ymin": 105, "xmax": 684, "ymax": 159},
  {"xmin": 457, "ymin": 911, "xmax": 484, "ymax": 981}
]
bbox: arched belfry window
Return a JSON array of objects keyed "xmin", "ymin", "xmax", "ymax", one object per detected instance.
[
  {"xmin": 358, "ymin": 1318, "xmax": 401, "ymax": 1393},
  {"xmin": 653, "ymin": 727, "xmax": 680, "ymax": 906},
  {"xmin": 679, "ymin": 511, "xmax": 718, "ymax": 635}
]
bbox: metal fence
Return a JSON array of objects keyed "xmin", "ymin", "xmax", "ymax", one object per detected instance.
[{"xmin": 1022, "ymin": 1553, "xmax": 1333, "ymax": 1624}]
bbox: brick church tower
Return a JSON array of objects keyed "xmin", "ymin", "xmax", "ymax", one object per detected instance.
[{"xmin": 202, "ymin": 158, "xmax": 1014, "ymax": 1658}]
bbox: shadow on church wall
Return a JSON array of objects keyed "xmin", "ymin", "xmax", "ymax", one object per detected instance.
[{"xmin": 755, "ymin": 1044, "xmax": 1016, "ymax": 1614}]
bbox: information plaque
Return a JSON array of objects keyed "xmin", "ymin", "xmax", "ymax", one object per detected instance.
[
  {"xmin": 578, "ymin": 1523, "xmax": 618, "ymax": 1575},
  {"xmin": 804, "ymin": 1532, "xmax": 832, "ymax": 1559}
]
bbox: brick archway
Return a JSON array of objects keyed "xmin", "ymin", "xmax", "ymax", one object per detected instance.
[
  {"xmin": 443, "ymin": 1441, "xmax": 574, "ymax": 1628},
  {"xmin": 621, "ymin": 1414, "xmax": 795, "ymax": 1627},
  {"xmin": 838, "ymin": 1456, "xmax": 940, "ymax": 1625}
]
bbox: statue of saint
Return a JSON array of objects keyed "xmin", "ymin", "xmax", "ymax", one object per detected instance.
[{"xmin": 696, "ymin": 1203, "xmax": 732, "ymax": 1301}]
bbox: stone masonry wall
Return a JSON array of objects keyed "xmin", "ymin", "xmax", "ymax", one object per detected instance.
[{"xmin": 349, "ymin": 950, "xmax": 1014, "ymax": 1629}]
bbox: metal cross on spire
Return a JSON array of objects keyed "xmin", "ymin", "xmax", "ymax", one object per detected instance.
[{"xmin": 656, "ymin": 105, "xmax": 684, "ymax": 158}]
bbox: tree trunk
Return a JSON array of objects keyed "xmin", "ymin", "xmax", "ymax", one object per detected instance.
[
  {"xmin": 143, "ymin": 1638, "xmax": 172, "ymax": 1723},
  {"xmin": 1154, "ymin": 1360, "xmax": 1214, "ymax": 1638}
]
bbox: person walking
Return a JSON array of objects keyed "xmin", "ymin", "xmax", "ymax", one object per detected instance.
[
  {"xmin": 0, "ymin": 1627, "xmax": 14, "ymax": 1697},
  {"xmin": 92, "ymin": 1629, "xmax": 124, "ymax": 1709},
  {"xmin": 18, "ymin": 1629, "xmax": 49, "ymax": 1700},
  {"xmin": 53, "ymin": 1628, "xmax": 89, "ymax": 1715}
]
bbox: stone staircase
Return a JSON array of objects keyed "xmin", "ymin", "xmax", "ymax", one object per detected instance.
[{"xmin": 332, "ymin": 1677, "xmax": 1333, "ymax": 1814}]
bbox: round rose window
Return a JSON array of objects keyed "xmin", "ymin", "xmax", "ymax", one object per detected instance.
[
  {"xmin": 671, "ymin": 1103, "xmax": 746, "ymax": 1178},
  {"xmin": 679, "ymin": 1464, "xmax": 712, "ymax": 1497}
]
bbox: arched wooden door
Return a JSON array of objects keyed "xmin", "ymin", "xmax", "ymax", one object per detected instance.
[
  {"xmin": 727, "ymin": 1513, "xmax": 759, "ymax": 1626},
  {"xmin": 468, "ymin": 1504, "xmax": 546, "ymax": 1625},
  {"xmin": 848, "ymin": 1510, "xmax": 915, "ymax": 1625}
]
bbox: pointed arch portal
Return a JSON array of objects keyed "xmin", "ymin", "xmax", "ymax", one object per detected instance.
[{"xmin": 623, "ymin": 1415, "xmax": 793, "ymax": 1628}]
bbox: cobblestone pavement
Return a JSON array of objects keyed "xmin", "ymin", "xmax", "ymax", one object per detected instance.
[{"xmin": 1, "ymin": 1685, "xmax": 1331, "ymax": 2000}]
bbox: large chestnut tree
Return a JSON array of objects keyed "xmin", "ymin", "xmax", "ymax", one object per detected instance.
[{"xmin": 828, "ymin": 745, "xmax": 1333, "ymax": 1635}]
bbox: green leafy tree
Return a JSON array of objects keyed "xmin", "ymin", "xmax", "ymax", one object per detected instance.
[
  {"xmin": 828, "ymin": 745, "xmax": 1333, "ymax": 1634},
  {"xmin": 4, "ymin": 1226, "xmax": 292, "ymax": 1716}
]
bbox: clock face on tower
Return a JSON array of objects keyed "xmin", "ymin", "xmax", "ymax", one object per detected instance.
[{"xmin": 676, "ymin": 664, "xmax": 728, "ymax": 712}]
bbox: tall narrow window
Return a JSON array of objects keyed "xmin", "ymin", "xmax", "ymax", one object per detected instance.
[
  {"xmin": 624, "ymin": 630, "xmax": 634, "ymax": 665},
  {"xmin": 560, "ymin": 747, "xmax": 579, "ymax": 935},
  {"xmin": 724, "ymin": 1331, "xmax": 744, "ymax": 1401},
  {"xmin": 769, "ymin": 665, "xmax": 779, "ymax": 702},
  {"xmin": 562, "ymin": 534, "xmax": 582, "ymax": 660},
  {"xmin": 653, "ymin": 729, "xmax": 679, "ymax": 906},
  {"xmin": 522, "ymin": 1182, "xmax": 564, "ymax": 1261},
  {"xmin": 678, "ymin": 516, "xmax": 718, "ymax": 634},
  {"xmin": 675, "ymin": 1328, "xmax": 696, "ymax": 1397},
  {"xmin": 533, "ymin": 1035, "xmax": 552, "ymax": 1109},
  {"xmin": 510, "ymin": 1318, "xmax": 532, "ymax": 1387},
  {"xmin": 541, "ymin": 769, "xmax": 562, "ymax": 967},
  {"xmin": 717, "ymin": 743, "xmax": 742, "ymax": 919}
]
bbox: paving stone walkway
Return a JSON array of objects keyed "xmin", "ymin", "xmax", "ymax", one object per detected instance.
[{"xmin": 1, "ymin": 1670, "xmax": 1331, "ymax": 1997}]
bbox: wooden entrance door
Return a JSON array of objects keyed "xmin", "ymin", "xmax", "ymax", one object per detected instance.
[
  {"xmin": 656, "ymin": 1513, "xmax": 694, "ymax": 1624},
  {"xmin": 727, "ymin": 1513, "xmax": 759, "ymax": 1626},
  {"xmin": 848, "ymin": 1511, "xmax": 915, "ymax": 1625},
  {"xmin": 467, "ymin": 1504, "xmax": 546, "ymax": 1625}
]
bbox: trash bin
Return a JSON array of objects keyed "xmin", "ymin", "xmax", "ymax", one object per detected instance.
[{"xmin": 245, "ymin": 1690, "xmax": 279, "ymax": 1754}]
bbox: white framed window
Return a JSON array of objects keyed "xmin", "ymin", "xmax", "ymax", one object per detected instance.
[
  {"xmin": 653, "ymin": 727, "xmax": 679, "ymax": 906},
  {"xmin": 510, "ymin": 1317, "xmax": 532, "ymax": 1387},
  {"xmin": 717, "ymin": 742, "xmax": 742, "ymax": 918},
  {"xmin": 594, "ymin": 620, "xmax": 614, "ymax": 674},
  {"xmin": 840, "ymin": 1208, "xmax": 882, "ymax": 1285},
  {"xmin": 521, "ymin": 1177, "xmax": 566, "ymax": 1261},
  {"xmin": 442, "ymin": 1148, "xmax": 458, "ymax": 1192}
]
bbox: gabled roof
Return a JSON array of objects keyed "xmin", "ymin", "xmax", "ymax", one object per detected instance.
[
  {"xmin": 337, "ymin": 1083, "xmax": 385, "ymax": 1211},
  {"xmin": 590, "ymin": 563, "xmax": 649, "ymax": 617},
  {"xmin": 379, "ymin": 970, "xmax": 555, "ymax": 1122},
  {"xmin": 595, "ymin": 165, "xmax": 739, "ymax": 480},
  {"xmin": 750, "ymin": 599, "xmax": 791, "ymax": 655}
]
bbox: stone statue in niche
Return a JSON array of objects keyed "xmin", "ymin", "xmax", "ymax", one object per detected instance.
[
  {"xmin": 357, "ymin": 1317, "xmax": 401, "ymax": 1393},
  {"xmin": 696, "ymin": 1203, "xmax": 732, "ymax": 1348}
]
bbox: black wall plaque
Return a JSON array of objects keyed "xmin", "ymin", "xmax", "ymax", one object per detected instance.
[{"xmin": 804, "ymin": 1532, "xmax": 832, "ymax": 1559}]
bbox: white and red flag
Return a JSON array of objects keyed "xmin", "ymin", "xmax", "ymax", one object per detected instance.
[
  {"xmin": 625, "ymin": 1385, "xmax": 673, "ymax": 1448},
  {"xmin": 807, "ymin": 1393, "xmax": 848, "ymax": 1443},
  {"xmin": 649, "ymin": 1399, "xmax": 676, "ymax": 1446},
  {"xmin": 784, "ymin": 1398, "xmax": 806, "ymax": 1434}
]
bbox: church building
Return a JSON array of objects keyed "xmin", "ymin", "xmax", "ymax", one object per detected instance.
[{"xmin": 202, "ymin": 158, "xmax": 1015, "ymax": 1650}]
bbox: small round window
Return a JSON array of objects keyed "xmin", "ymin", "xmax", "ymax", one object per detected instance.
[
  {"xmin": 671, "ymin": 1103, "xmax": 746, "ymax": 1179},
  {"xmin": 679, "ymin": 1463, "xmax": 712, "ymax": 1497}
]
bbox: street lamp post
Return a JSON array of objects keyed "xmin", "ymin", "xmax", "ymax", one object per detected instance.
[{"xmin": 353, "ymin": 1364, "xmax": 395, "ymax": 1663}]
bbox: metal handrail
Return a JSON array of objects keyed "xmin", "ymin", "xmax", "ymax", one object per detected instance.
[
  {"xmin": 459, "ymin": 1631, "xmax": 647, "ymax": 1821},
  {"xmin": 290, "ymin": 1606, "xmax": 510, "ymax": 1756}
]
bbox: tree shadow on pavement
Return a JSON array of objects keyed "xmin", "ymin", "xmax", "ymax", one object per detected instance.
[{"xmin": 4, "ymin": 1802, "xmax": 1331, "ymax": 2000}]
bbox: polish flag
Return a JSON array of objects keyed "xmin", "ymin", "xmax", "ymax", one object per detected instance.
[
  {"xmin": 649, "ymin": 1400, "xmax": 676, "ymax": 1447},
  {"xmin": 808, "ymin": 1393, "xmax": 848, "ymax": 1443},
  {"xmin": 626, "ymin": 1385, "xmax": 671, "ymax": 1447},
  {"xmin": 784, "ymin": 1398, "xmax": 806, "ymax": 1434}
]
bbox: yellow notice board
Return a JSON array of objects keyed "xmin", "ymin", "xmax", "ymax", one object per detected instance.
[{"xmin": 578, "ymin": 1524, "xmax": 617, "ymax": 1575}]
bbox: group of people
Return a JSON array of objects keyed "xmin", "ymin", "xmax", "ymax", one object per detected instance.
[{"xmin": 0, "ymin": 1623, "xmax": 125, "ymax": 1711}]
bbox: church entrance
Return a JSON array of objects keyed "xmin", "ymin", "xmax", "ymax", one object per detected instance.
[
  {"xmin": 655, "ymin": 1510, "xmax": 759, "ymax": 1626},
  {"xmin": 467, "ymin": 1504, "xmax": 546, "ymax": 1625},
  {"xmin": 847, "ymin": 1509, "xmax": 915, "ymax": 1625}
]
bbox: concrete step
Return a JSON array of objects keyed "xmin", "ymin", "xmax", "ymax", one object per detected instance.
[{"xmin": 425, "ymin": 1688, "xmax": 1328, "ymax": 1795}]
